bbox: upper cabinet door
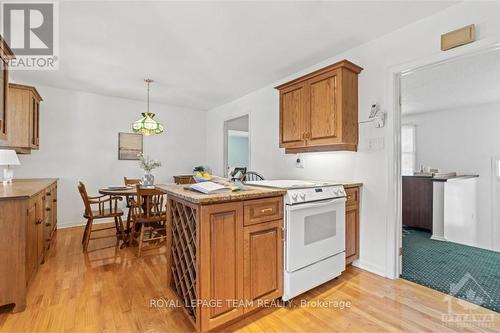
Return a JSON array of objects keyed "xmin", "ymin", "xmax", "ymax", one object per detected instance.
[
  {"xmin": 279, "ymin": 83, "xmax": 308, "ymax": 148},
  {"xmin": 308, "ymin": 70, "xmax": 340, "ymax": 145}
]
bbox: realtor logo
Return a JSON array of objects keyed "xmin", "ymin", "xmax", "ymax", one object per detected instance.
[
  {"xmin": 1, "ymin": 1, "xmax": 59, "ymax": 69},
  {"xmin": 442, "ymin": 272, "xmax": 494, "ymax": 328}
]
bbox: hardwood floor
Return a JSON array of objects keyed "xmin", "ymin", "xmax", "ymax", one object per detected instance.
[{"xmin": 1, "ymin": 224, "xmax": 498, "ymax": 332}]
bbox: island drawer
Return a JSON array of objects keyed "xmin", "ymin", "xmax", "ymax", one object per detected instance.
[{"xmin": 244, "ymin": 196, "xmax": 283, "ymax": 226}]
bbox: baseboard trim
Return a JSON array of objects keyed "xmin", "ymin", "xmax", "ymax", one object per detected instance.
[
  {"xmin": 430, "ymin": 235, "xmax": 447, "ymax": 242},
  {"xmin": 352, "ymin": 260, "xmax": 387, "ymax": 278}
]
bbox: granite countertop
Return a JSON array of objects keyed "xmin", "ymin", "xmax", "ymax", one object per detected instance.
[
  {"xmin": 156, "ymin": 184, "xmax": 287, "ymax": 205},
  {"xmin": 0, "ymin": 178, "xmax": 58, "ymax": 200}
]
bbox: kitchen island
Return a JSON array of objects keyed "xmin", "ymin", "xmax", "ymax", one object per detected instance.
[{"xmin": 156, "ymin": 184, "xmax": 287, "ymax": 333}]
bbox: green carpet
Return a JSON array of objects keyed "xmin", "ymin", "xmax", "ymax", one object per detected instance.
[{"xmin": 401, "ymin": 226, "xmax": 500, "ymax": 313}]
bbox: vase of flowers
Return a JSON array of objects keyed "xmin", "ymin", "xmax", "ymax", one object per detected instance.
[{"xmin": 139, "ymin": 154, "xmax": 161, "ymax": 186}]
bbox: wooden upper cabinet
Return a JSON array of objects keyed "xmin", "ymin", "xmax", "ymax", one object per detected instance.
[
  {"xmin": 0, "ymin": 83, "xmax": 43, "ymax": 153},
  {"xmin": 276, "ymin": 60, "xmax": 363, "ymax": 153},
  {"xmin": 0, "ymin": 37, "xmax": 15, "ymax": 141}
]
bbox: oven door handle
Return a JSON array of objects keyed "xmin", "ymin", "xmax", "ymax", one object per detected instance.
[{"xmin": 288, "ymin": 197, "xmax": 346, "ymax": 211}]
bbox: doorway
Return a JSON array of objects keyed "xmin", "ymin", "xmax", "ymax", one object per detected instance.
[
  {"xmin": 397, "ymin": 47, "xmax": 500, "ymax": 313},
  {"xmin": 223, "ymin": 115, "xmax": 249, "ymax": 177}
]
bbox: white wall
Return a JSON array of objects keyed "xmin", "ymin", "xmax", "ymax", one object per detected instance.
[
  {"xmin": 13, "ymin": 85, "xmax": 206, "ymax": 227},
  {"xmin": 205, "ymin": 2, "xmax": 500, "ymax": 277},
  {"xmin": 403, "ymin": 102, "xmax": 500, "ymax": 250}
]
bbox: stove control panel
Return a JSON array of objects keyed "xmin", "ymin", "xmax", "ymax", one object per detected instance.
[{"xmin": 286, "ymin": 185, "xmax": 346, "ymax": 204}]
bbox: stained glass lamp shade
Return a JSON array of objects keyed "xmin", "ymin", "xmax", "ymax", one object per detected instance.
[
  {"xmin": 132, "ymin": 79, "xmax": 164, "ymax": 135},
  {"xmin": 132, "ymin": 112, "xmax": 164, "ymax": 135}
]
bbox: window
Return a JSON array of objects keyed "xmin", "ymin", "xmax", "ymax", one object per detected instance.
[{"xmin": 401, "ymin": 125, "xmax": 416, "ymax": 176}]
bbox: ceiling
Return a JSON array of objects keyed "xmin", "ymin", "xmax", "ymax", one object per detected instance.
[
  {"xmin": 12, "ymin": 1, "xmax": 457, "ymax": 111},
  {"xmin": 402, "ymin": 48, "xmax": 500, "ymax": 114}
]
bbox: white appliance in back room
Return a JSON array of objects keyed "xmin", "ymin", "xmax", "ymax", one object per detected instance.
[{"xmin": 245, "ymin": 180, "xmax": 346, "ymax": 301}]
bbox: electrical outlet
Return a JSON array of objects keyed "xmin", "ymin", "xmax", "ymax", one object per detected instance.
[{"xmin": 295, "ymin": 154, "xmax": 304, "ymax": 168}]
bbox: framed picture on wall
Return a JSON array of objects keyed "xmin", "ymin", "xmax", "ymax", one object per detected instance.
[{"xmin": 118, "ymin": 132, "xmax": 143, "ymax": 160}]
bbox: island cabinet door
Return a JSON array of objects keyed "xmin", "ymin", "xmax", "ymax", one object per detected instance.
[
  {"xmin": 243, "ymin": 219, "xmax": 283, "ymax": 313},
  {"xmin": 199, "ymin": 202, "xmax": 244, "ymax": 331}
]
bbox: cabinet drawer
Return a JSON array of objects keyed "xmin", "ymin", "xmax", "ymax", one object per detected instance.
[
  {"xmin": 244, "ymin": 197, "xmax": 283, "ymax": 226},
  {"xmin": 345, "ymin": 187, "xmax": 359, "ymax": 206}
]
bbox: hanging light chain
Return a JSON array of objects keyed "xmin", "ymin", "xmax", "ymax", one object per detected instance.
[
  {"xmin": 132, "ymin": 78, "xmax": 163, "ymax": 135},
  {"xmin": 145, "ymin": 78, "xmax": 153, "ymax": 114}
]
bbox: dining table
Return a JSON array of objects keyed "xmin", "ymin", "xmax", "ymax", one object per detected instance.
[
  {"xmin": 98, "ymin": 186, "xmax": 137, "ymax": 197},
  {"xmin": 97, "ymin": 184, "xmax": 173, "ymax": 246}
]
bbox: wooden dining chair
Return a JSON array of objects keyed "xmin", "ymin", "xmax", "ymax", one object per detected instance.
[
  {"xmin": 230, "ymin": 167, "xmax": 247, "ymax": 181},
  {"xmin": 242, "ymin": 171, "xmax": 265, "ymax": 181},
  {"xmin": 129, "ymin": 185, "xmax": 168, "ymax": 257},
  {"xmin": 124, "ymin": 177, "xmax": 141, "ymax": 187},
  {"xmin": 78, "ymin": 182, "xmax": 126, "ymax": 252},
  {"xmin": 123, "ymin": 177, "xmax": 142, "ymax": 229}
]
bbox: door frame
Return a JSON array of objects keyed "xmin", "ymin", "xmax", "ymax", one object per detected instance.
[
  {"xmin": 492, "ymin": 156, "xmax": 500, "ymax": 252},
  {"xmin": 223, "ymin": 114, "xmax": 251, "ymax": 177},
  {"xmin": 386, "ymin": 40, "xmax": 500, "ymax": 279}
]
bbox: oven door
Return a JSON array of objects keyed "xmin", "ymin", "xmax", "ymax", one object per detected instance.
[{"xmin": 286, "ymin": 197, "xmax": 346, "ymax": 272}]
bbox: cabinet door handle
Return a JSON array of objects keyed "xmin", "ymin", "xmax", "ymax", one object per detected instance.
[{"xmin": 260, "ymin": 208, "xmax": 273, "ymax": 214}]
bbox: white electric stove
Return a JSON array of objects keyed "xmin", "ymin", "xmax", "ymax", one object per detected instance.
[{"xmin": 245, "ymin": 180, "xmax": 346, "ymax": 301}]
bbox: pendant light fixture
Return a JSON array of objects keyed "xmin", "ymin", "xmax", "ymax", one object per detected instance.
[{"xmin": 132, "ymin": 79, "xmax": 164, "ymax": 135}]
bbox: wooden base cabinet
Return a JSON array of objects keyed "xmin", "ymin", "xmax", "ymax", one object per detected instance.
[
  {"xmin": 0, "ymin": 179, "xmax": 57, "ymax": 312},
  {"xmin": 200, "ymin": 202, "xmax": 245, "ymax": 330},
  {"xmin": 345, "ymin": 185, "xmax": 360, "ymax": 265},
  {"xmin": 168, "ymin": 195, "xmax": 284, "ymax": 333},
  {"xmin": 243, "ymin": 220, "xmax": 283, "ymax": 312}
]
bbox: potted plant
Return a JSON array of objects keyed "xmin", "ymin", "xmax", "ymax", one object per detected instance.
[{"xmin": 139, "ymin": 154, "xmax": 161, "ymax": 186}]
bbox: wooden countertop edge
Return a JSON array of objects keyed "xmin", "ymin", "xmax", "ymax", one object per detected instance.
[{"xmin": 0, "ymin": 178, "xmax": 58, "ymax": 200}]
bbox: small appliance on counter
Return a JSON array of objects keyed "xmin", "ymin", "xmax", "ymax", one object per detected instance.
[{"xmin": 246, "ymin": 180, "xmax": 346, "ymax": 301}]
